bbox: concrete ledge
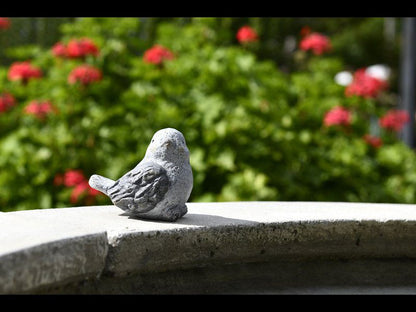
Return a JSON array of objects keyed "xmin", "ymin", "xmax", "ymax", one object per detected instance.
[{"xmin": 2, "ymin": 201, "xmax": 416, "ymax": 293}]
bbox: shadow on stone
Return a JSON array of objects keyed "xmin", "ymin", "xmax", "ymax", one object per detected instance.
[
  {"xmin": 119, "ymin": 212, "xmax": 259, "ymax": 227},
  {"xmin": 177, "ymin": 213, "xmax": 260, "ymax": 227}
]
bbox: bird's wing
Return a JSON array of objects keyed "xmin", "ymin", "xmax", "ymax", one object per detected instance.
[{"xmin": 106, "ymin": 162, "xmax": 170, "ymax": 213}]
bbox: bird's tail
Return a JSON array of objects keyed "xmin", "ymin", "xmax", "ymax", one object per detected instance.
[{"xmin": 89, "ymin": 174, "xmax": 115, "ymax": 196}]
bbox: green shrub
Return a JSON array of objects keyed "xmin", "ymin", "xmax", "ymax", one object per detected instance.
[{"xmin": 0, "ymin": 17, "xmax": 414, "ymax": 212}]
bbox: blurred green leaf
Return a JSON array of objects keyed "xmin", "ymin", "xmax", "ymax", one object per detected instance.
[{"xmin": 0, "ymin": 17, "xmax": 414, "ymax": 211}]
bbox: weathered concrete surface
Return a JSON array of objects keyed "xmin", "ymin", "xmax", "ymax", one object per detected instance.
[
  {"xmin": 2, "ymin": 201, "xmax": 416, "ymax": 293},
  {"xmin": 0, "ymin": 209, "xmax": 108, "ymax": 293},
  {"xmin": 46, "ymin": 258, "xmax": 416, "ymax": 294}
]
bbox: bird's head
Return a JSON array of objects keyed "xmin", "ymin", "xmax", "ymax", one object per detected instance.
[{"xmin": 144, "ymin": 128, "xmax": 190, "ymax": 163}]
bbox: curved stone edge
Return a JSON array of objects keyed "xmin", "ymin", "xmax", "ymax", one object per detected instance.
[
  {"xmin": 2, "ymin": 202, "xmax": 416, "ymax": 293},
  {"xmin": 0, "ymin": 233, "xmax": 108, "ymax": 294},
  {"xmin": 103, "ymin": 220, "xmax": 416, "ymax": 278},
  {"xmin": 37, "ymin": 220, "xmax": 416, "ymax": 294}
]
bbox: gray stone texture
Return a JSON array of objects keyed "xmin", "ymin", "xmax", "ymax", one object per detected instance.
[{"xmin": 2, "ymin": 201, "xmax": 416, "ymax": 293}]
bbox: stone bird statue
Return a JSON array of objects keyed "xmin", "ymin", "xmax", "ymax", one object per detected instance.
[{"xmin": 89, "ymin": 128, "xmax": 193, "ymax": 221}]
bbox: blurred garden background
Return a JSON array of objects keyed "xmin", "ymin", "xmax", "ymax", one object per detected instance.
[{"xmin": 1, "ymin": 17, "xmax": 415, "ymax": 212}]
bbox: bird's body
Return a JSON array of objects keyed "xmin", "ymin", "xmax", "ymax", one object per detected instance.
[{"xmin": 89, "ymin": 128, "xmax": 193, "ymax": 221}]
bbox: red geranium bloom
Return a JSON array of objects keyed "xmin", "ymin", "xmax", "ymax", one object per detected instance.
[
  {"xmin": 345, "ymin": 68, "xmax": 388, "ymax": 99},
  {"xmin": 68, "ymin": 64, "xmax": 102, "ymax": 86},
  {"xmin": 70, "ymin": 181, "xmax": 88, "ymax": 203},
  {"xmin": 0, "ymin": 92, "xmax": 16, "ymax": 113},
  {"xmin": 0, "ymin": 18, "xmax": 10, "ymax": 30},
  {"xmin": 70, "ymin": 180, "xmax": 102, "ymax": 204},
  {"xmin": 24, "ymin": 100, "xmax": 57, "ymax": 119},
  {"xmin": 323, "ymin": 106, "xmax": 351, "ymax": 127},
  {"xmin": 79, "ymin": 38, "xmax": 99, "ymax": 56},
  {"xmin": 299, "ymin": 32, "xmax": 332, "ymax": 55},
  {"xmin": 51, "ymin": 42, "xmax": 68, "ymax": 58},
  {"xmin": 66, "ymin": 38, "xmax": 99, "ymax": 59},
  {"xmin": 63, "ymin": 169, "xmax": 86, "ymax": 187},
  {"xmin": 363, "ymin": 134, "xmax": 383, "ymax": 148},
  {"xmin": 236, "ymin": 25, "xmax": 258, "ymax": 44},
  {"xmin": 8, "ymin": 61, "xmax": 42, "ymax": 84},
  {"xmin": 143, "ymin": 45, "xmax": 175, "ymax": 65},
  {"xmin": 55, "ymin": 169, "xmax": 103, "ymax": 204},
  {"xmin": 379, "ymin": 109, "xmax": 410, "ymax": 132}
]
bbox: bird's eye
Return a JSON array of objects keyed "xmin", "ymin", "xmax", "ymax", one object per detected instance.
[{"xmin": 151, "ymin": 139, "xmax": 154, "ymax": 143}]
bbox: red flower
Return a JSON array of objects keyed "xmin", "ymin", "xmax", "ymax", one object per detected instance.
[
  {"xmin": 70, "ymin": 181, "xmax": 88, "ymax": 203},
  {"xmin": 55, "ymin": 169, "xmax": 102, "ymax": 205},
  {"xmin": 379, "ymin": 109, "xmax": 410, "ymax": 132},
  {"xmin": 51, "ymin": 42, "xmax": 68, "ymax": 58},
  {"xmin": 299, "ymin": 32, "xmax": 332, "ymax": 55},
  {"xmin": 0, "ymin": 92, "xmax": 16, "ymax": 113},
  {"xmin": 63, "ymin": 169, "xmax": 86, "ymax": 187},
  {"xmin": 0, "ymin": 18, "xmax": 10, "ymax": 30},
  {"xmin": 79, "ymin": 38, "xmax": 100, "ymax": 56},
  {"xmin": 24, "ymin": 100, "xmax": 57, "ymax": 119},
  {"xmin": 69, "ymin": 178, "xmax": 102, "ymax": 204},
  {"xmin": 363, "ymin": 134, "xmax": 383, "ymax": 148},
  {"xmin": 323, "ymin": 106, "xmax": 351, "ymax": 127},
  {"xmin": 8, "ymin": 61, "xmax": 42, "ymax": 84},
  {"xmin": 345, "ymin": 68, "xmax": 388, "ymax": 98},
  {"xmin": 52, "ymin": 38, "xmax": 99, "ymax": 59},
  {"xmin": 66, "ymin": 38, "xmax": 99, "ymax": 59},
  {"xmin": 68, "ymin": 64, "xmax": 102, "ymax": 86},
  {"xmin": 143, "ymin": 45, "xmax": 175, "ymax": 65},
  {"xmin": 236, "ymin": 25, "xmax": 258, "ymax": 44}
]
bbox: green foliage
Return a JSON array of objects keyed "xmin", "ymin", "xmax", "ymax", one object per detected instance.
[{"xmin": 0, "ymin": 17, "xmax": 415, "ymax": 212}]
